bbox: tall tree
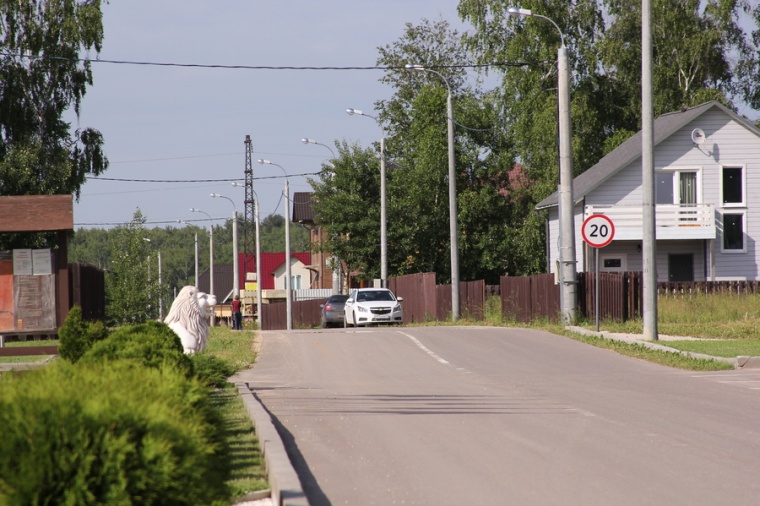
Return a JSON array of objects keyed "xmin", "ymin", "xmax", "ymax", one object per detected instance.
[
  {"xmin": 310, "ymin": 141, "xmax": 383, "ymax": 285},
  {"xmin": 105, "ymin": 210, "xmax": 158, "ymax": 325},
  {"xmin": 375, "ymin": 17, "xmax": 543, "ymax": 280},
  {"xmin": 0, "ymin": 0, "xmax": 108, "ymax": 249},
  {"xmin": 601, "ymin": 0, "xmax": 758, "ymax": 115}
]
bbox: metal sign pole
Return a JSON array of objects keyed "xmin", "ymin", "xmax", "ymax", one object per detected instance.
[{"xmin": 595, "ymin": 247, "xmax": 600, "ymax": 332}]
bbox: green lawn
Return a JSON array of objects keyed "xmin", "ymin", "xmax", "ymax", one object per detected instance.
[{"xmin": 203, "ymin": 326, "xmax": 268, "ymax": 502}]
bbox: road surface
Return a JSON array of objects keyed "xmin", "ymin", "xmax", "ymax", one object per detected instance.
[{"xmin": 248, "ymin": 326, "xmax": 760, "ymax": 505}]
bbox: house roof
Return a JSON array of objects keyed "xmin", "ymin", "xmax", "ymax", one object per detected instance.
[
  {"xmin": 292, "ymin": 192, "xmax": 316, "ymax": 224},
  {"xmin": 535, "ymin": 101, "xmax": 760, "ymax": 210}
]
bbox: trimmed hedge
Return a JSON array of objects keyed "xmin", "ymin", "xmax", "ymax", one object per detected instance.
[
  {"xmin": 0, "ymin": 361, "xmax": 231, "ymax": 505},
  {"xmin": 79, "ymin": 320, "xmax": 193, "ymax": 378},
  {"xmin": 58, "ymin": 306, "xmax": 109, "ymax": 363}
]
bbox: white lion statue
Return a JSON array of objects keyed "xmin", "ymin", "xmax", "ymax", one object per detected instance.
[{"xmin": 164, "ymin": 285, "xmax": 217, "ymax": 354}]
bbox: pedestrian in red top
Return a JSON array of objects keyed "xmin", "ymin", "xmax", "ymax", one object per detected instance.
[{"xmin": 231, "ymin": 295, "xmax": 242, "ymax": 330}]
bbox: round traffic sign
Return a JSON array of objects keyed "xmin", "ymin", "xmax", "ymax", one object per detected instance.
[{"xmin": 582, "ymin": 214, "xmax": 615, "ymax": 248}]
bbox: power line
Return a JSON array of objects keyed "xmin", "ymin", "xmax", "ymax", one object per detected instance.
[
  {"xmin": 0, "ymin": 52, "xmax": 540, "ymax": 71},
  {"xmin": 89, "ymin": 171, "xmax": 321, "ymax": 183}
]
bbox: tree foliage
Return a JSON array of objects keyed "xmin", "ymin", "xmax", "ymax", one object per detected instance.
[
  {"xmin": 0, "ymin": 0, "xmax": 108, "ymax": 250},
  {"xmin": 305, "ymin": 3, "xmax": 759, "ymax": 283},
  {"xmin": 104, "ymin": 210, "xmax": 158, "ymax": 325},
  {"xmin": 310, "ymin": 141, "xmax": 382, "ymax": 284}
]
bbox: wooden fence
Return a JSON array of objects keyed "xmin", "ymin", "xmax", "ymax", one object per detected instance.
[
  {"xmin": 261, "ymin": 273, "xmax": 486, "ymax": 330},
  {"xmin": 257, "ymin": 271, "xmax": 760, "ymax": 330}
]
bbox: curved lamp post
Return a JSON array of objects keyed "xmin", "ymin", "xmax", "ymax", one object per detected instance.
[
  {"xmin": 346, "ymin": 108, "xmax": 387, "ymax": 289},
  {"xmin": 190, "ymin": 207, "xmax": 215, "ymax": 326},
  {"xmin": 404, "ymin": 64, "xmax": 460, "ymax": 321},
  {"xmin": 301, "ymin": 137, "xmax": 336, "ymax": 159},
  {"xmin": 507, "ymin": 6, "xmax": 577, "ymax": 323},
  {"xmin": 210, "ymin": 193, "xmax": 239, "ymax": 302},
  {"xmin": 257, "ymin": 159, "xmax": 292, "ymax": 331},
  {"xmin": 302, "ymin": 137, "xmax": 341, "ymax": 294},
  {"xmin": 177, "ymin": 220, "xmax": 199, "ymax": 290},
  {"xmin": 143, "ymin": 237, "xmax": 163, "ymax": 320}
]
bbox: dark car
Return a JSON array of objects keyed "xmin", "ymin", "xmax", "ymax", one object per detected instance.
[{"xmin": 320, "ymin": 295, "xmax": 349, "ymax": 328}]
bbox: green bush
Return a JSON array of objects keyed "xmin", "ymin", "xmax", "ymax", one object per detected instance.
[
  {"xmin": 58, "ymin": 306, "xmax": 109, "ymax": 363},
  {"xmin": 189, "ymin": 352, "xmax": 237, "ymax": 388},
  {"xmin": 0, "ymin": 361, "xmax": 230, "ymax": 505},
  {"xmin": 80, "ymin": 321, "xmax": 193, "ymax": 378}
]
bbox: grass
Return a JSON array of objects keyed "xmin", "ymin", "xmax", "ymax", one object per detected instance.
[
  {"xmin": 495, "ymin": 292, "xmax": 760, "ymax": 370},
  {"xmin": 204, "ymin": 325, "xmax": 268, "ymax": 502},
  {"xmin": 0, "ymin": 338, "xmax": 58, "ymax": 363}
]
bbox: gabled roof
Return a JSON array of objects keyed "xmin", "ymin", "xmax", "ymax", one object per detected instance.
[
  {"xmin": 238, "ymin": 251, "xmax": 311, "ymax": 290},
  {"xmin": 292, "ymin": 192, "xmax": 316, "ymax": 224},
  {"xmin": 536, "ymin": 101, "xmax": 760, "ymax": 210}
]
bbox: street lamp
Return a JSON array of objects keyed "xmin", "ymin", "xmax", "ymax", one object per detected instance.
[
  {"xmin": 230, "ymin": 182, "xmax": 263, "ymax": 329},
  {"xmin": 346, "ymin": 107, "xmax": 388, "ymax": 289},
  {"xmin": 190, "ymin": 207, "xmax": 215, "ymax": 326},
  {"xmin": 404, "ymin": 64, "xmax": 461, "ymax": 321},
  {"xmin": 143, "ymin": 238, "xmax": 163, "ymax": 320},
  {"xmin": 257, "ymin": 159, "xmax": 292, "ymax": 331},
  {"xmin": 210, "ymin": 193, "xmax": 239, "ymax": 303},
  {"xmin": 301, "ymin": 137, "xmax": 336, "ymax": 159},
  {"xmin": 177, "ymin": 220, "xmax": 199, "ymax": 289},
  {"xmin": 508, "ymin": 6, "xmax": 577, "ymax": 323},
  {"xmin": 302, "ymin": 138, "xmax": 341, "ymax": 294}
]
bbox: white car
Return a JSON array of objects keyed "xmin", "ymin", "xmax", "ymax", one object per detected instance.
[{"xmin": 344, "ymin": 288, "xmax": 403, "ymax": 327}]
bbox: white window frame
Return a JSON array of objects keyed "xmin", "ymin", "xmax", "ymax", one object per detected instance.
[
  {"xmin": 720, "ymin": 210, "xmax": 747, "ymax": 254},
  {"xmin": 655, "ymin": 167, "xmax": 702, "ymax": 205},
  {"xmin": 600, "ymin": 253, "xmax": 627, "ymax": 272},
  {"xmin": 720, "ymin": 165, "xmax": 746, "ymax": 208}
]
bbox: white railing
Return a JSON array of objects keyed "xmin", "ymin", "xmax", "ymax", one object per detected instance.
[{"xmin": 584, "ymin": 204, "xmax": 716, "ymax": 240}]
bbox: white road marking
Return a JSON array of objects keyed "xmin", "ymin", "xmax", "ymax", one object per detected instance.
[{"xmin": 396, "ymin": 330, "xmax": 450, "ymax": 365}]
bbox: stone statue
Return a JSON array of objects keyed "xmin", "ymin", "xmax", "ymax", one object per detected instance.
[{"xmin": 164, "ymin": 285, "xmax": 217, "ymax": 354}]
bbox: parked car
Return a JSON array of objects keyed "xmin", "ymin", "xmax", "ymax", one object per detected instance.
[
  {"xmin": 344, "ymin": 288, "xmax": 403, "ymax": 327},
  {"xmin": 320, "ymin": 295, "xmax": 349, "ymax": 328}
]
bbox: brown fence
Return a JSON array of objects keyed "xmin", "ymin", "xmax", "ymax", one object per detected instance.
[
  {"xmin": 658, "ymin": 280, "xmax": 760, "ymax": 296},
  {"xmin": 390, "ymin": 273, "xmax": 437, "ymax": 324},
  {"xmin": 500, "ymin": 273, "xmax": 560, "ymax": 322},
  {"xmin": 69, "ymin": 263, "xmax": 105, "ymax": 321},
  {"xmin": 260, "ymin": 273, "xmax": 486, "ymax": 330},
  {"xmin": 579, "ymin": 272, "xmax": 642, "ymax": 322}
]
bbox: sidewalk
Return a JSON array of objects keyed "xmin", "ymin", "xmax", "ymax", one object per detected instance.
[{"xmin": 566, "ymin": 326, "xmax": 760, "ymax": 368}]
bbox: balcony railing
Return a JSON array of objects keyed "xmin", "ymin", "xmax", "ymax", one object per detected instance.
[{"xmin": 584, "ymin": 204, "xmax": 716, "ymax": 240}]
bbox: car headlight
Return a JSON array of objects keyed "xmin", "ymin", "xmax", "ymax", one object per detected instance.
[
  {"xmin": 356, "ymin": 305, "xmax": 369, "ymax": 313},
  {"xmin": 393, "ymin": 304, "xmax": 401, "ymax": 312}
]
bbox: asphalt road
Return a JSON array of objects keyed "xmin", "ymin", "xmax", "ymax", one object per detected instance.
[{"xmin": 248, "ymin": 326, "xmax": 760, "ymax": 505}]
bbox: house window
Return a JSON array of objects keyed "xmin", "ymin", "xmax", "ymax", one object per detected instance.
[
  {"xmin": 721, "ymin": 211, "xmax": 746, "ymax": 253},
  {"xmin": 291, "ymin": 274, "xmax": 302, "ymax": 290},
  {"xmin": 600, "ymin": 254, "xmax": 626, "ymax": 272},
  {"xmin": 721, "ymin": 166, "xmax": 745, "ymax": 207},
  {"xmin": 656, "ymin": 169, "xmax": 700, "ymax": 205}
]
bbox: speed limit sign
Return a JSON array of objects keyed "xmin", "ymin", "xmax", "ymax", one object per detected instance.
[{"xmin": 582, "ymin": 214, "xmax": 615, "ymax": 248}]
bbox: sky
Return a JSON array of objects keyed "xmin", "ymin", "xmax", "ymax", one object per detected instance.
[{"xmin": 72, "ymin": 0, "xmax": 469, "ymax": 229}]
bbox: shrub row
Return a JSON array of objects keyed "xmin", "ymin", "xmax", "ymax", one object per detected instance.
[{"xmin": 0, "ymin": 312, "xmax": 236, "ymax": 505}]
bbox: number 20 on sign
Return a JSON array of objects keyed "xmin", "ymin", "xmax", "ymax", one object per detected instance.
[{"xmin": 581, "ymin": 214, "xmax": 615, "ymax": 248}]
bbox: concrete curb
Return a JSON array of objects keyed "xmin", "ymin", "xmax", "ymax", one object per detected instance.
[
  {"xmin": 235, "ymin": 382, "xmax": 308, "ymax": 506},
  {"xmin": 565, "ymin": 326, "xmax": 750, "ymax": 368}
]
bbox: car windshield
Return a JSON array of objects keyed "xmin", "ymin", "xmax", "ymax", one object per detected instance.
[
  {"xmin": 328, "ymin": 295, "xmax": 348, "ymax": 304},
  {"xmin": 356, "ymin": 290, "xmax": 394, "ymax": 302}
]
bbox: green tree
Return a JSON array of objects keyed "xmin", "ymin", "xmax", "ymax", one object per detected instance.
[
  {"xmin": 375, "ymin": 18, "xmax": 542, "ymax": 280},
  {"xmin": 105, "ymin": 210, "xmax": 158, "ymax": 325},
  {"xmin": 310, "ymin": 141, "xmax": 383, "ymax": 284},
  {"xmin": 256, "ymin": 213, "xmax": 310, "ymax": 253},
  {"xmin": 0, "ymin": 0, "xmax": 108, "ymax": 250},
  {"xmin": 600, "ymin": 0, "xmax": 758, "ymax": 115}
]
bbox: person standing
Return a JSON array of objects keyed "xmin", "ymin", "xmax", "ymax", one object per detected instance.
[{"xmin": 231, "ymin": 294, "xmax": 242, "ymax": 331}]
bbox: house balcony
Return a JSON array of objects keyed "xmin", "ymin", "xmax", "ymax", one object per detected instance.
[{"xmin": 584, "ymin": 204, "xmax": 716, "ymax": 241}]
